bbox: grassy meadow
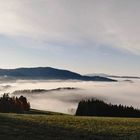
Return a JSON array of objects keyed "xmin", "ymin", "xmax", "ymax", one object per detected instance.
[{"xmin": 0, "ymin": 110, "xmax": 140, "ymax": 140}]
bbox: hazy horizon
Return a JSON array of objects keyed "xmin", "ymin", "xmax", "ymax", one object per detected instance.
[
  {"xmin": 0, "ymin": 78, "xmax": 139, "ymax": 114},
  {"xmin": 0, "ymin": 0, "xmax": 139, "ymax": 76}
]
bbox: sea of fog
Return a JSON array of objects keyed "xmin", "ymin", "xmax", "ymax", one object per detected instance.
[{"xmin": 0, "ymin": 78, "xmax": 140, "ymax": 114}]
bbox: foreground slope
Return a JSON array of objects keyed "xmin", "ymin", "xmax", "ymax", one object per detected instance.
[{"xmin": 0, "ymin": 110, "xmax": 140, "ymax": 140}]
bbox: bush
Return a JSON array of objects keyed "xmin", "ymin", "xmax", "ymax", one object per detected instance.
[{"xmin": 0, "ymin": 93, "xmax": 30, "ymax": 113}]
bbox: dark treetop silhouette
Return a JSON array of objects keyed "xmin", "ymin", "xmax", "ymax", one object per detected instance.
[
  {"xmin": 0, "ymin": 93, "xmax": 30, "ymax": 113},
  {"xmin": 76, "ymin": 99, "xmax": 140, "ymax": 117}
]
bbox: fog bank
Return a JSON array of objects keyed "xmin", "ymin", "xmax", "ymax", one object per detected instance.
[{"xmin": 0, "ymin": 79, "xmax": 139, "ymax": 114}]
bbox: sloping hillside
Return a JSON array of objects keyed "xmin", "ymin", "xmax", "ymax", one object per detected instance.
[{"xmin": 0, "ymin": 67, "xmax": 116, "ymax": 81}]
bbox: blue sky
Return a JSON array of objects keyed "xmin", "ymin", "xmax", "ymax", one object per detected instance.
[{"xmin": 0, "ymin": 0, "xmax": 140, "ymax": 76}]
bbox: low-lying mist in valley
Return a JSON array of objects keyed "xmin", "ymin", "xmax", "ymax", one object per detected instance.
[{"xmin": 0, "ymin": 78, "xmax": 140, "ymax": 114}]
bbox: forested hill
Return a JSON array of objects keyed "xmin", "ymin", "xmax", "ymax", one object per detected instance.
[{"xmin": 0, "ymin": 67, "xmax": 116, "ymax": 81}]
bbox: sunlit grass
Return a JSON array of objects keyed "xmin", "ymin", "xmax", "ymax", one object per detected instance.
[{"xmin": 0, "ymin": 110, "xmax": 140, "ymax": 140}]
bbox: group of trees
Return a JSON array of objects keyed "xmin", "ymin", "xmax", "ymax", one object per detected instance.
[
  {"xmin": 76, "ymin": 99, "xmax": 140, "ymax": 117},
  {"xmin": 0, "ymin": 93, "xmax": 30, "ymax": 113}
]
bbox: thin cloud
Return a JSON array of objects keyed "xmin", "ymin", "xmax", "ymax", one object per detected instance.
[{"xmin": 0, "ymin": 0, "xmax": 140, "ymax": 54}]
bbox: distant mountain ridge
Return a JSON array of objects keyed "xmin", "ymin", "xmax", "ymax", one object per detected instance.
[
  {"xmin": 0, "ymin": 67, "xmax": 116, "ymax": 81},
  {"xmin": 12, "ymin": 87, "xmax": 78, "ymax": 95},
  {"xmin": 85, "ymin": 73, "xmax": 140, "ymax": 79}
]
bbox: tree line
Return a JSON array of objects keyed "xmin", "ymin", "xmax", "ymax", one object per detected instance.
[
  {"xmin": 76, "ymin": 99, "xmax": 140, "ymax": 117},
  {"xmin": 0, "ymin": 93, "xmax": 30, "ymax": 113}
]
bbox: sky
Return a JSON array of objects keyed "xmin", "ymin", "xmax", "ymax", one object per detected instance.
[{"xmin": 0, "ymin": 0, "xmax": 140, "ymax": 76}]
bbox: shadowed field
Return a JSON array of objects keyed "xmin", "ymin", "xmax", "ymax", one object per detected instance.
[{"xmin": 0, "ymin": 110, "xmax": 140, "ymax": 140}]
